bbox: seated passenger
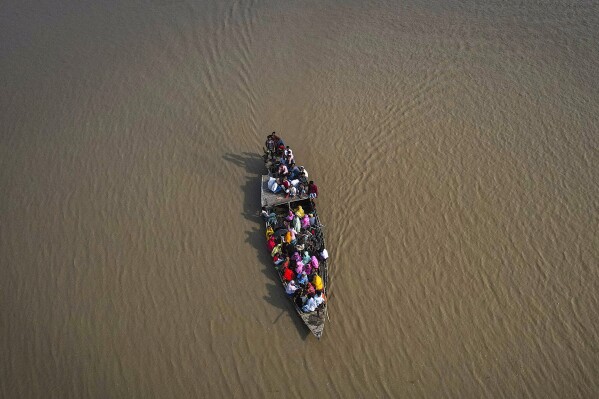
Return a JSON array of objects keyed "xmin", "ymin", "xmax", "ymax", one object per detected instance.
[
  {"xmin": 314, "ymin": 290, "xmax": 325, "ymax": 307},
  {"xmin": 289, "ymin": 163, "xmax": 300, "ymax": 179},
  {"xmin": 273, "ymin": 255, "xmax": 286, "ymax": 267},
  {"xmin": 278, "ymin": 163, "xmax": 289, "ymax": 177},
  {"xmin": 291, "ymin": 251, "xmax": 301, "ymax": 263},
  {"xmin": 310, "ymin": 255, "xmax": 319, "ymax": 270},
  {"xmin": 297, "ymin": 271, "xmax": 308, "ymax": 286},
  {"xmin": 295, "ymin": 261, "xmax": 304, "ymax": 276},
  {"xmin": 308, "ymin": 213, "xmax": 316, "ymax": 226},
  {"xmin": 302, "ymin": 251, "xmax": 311, "ymax": 265},
  {"xmin": 302, "ymin": 294, "xmax": 317, "ymax": 313},
  {"xmin": 299, "ymin": 166, "xmax": 308, "ymax": 180},
  {"xmin": 286, "ymin": 228, "xmax": 296, "ymax": 244},
  {"xmin": 304, "ymin": 262, "xmax": 313, "ymax": 276},
  {"xmin": 282, "ymin": 266, "xmax": 295, "ymax": 282},
  {"xmin": 312, "ymin": 273, "xmax": 323, "ymax": 291},
  {"xmin": 298, "ymin": 183, "xmax": 307, "ymax": 197},
  {"xmin": 266, "ymin": 235, "xmax": 276, "ymax": 252},
  {"xmin": 285, "ymin": 280, "xmax": 298, "ymax": 296},
  {"xmin": 306, "ymin": 282, "xmax": 316, "ymax": 296},
  {"xmin": 308, "ymin": 181, "xmax": 318, "ymax": 199},
  {"xmin": 262, "ymin": 207, "xmax": 277, "ymax": 225},
  {"xmin": 284, "ymin": 230, "xmax": 292, "ymax": 244},
  {"xmin": 294, "ymin": 205, "xmax": 305, "ymax": 218},
  {"xmin": 284, "ymin": 146, "xmax": 293, "ymax": 158},
  {"xmin": 268, "ymin": 177, "xmax": 283, "ymax": 194},
  {"xmin": 301, "ymin": 215, "xmax": 310, "ymax": 229},
  {"xmin": 288, "ymin": 185, "xmax": 298, "ymax": 197},
  {"xmin": 271, "ymin": 241, "xmax": 282, "ymax": 257},
  {"xmin": 286, "ymin": 210, "xmax": 294, "ymax": 222},
  {"xmin": 292, "ymin": 215, "xmax": 301, "ymax": 233},
  {"xmin": 265, "ymin": 225, "xmax": 274, "ymax": 239}
]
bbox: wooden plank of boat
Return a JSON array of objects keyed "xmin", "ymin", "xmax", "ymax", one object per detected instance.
[{"xmin": 261, "ymin": 175, "xmax": 310, "ymax": 207}]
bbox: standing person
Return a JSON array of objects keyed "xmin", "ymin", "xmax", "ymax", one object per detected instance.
[
  {"xmin": 308, "ymin": 180, "xmax": 318, "ymax": 199},
  {"xmin": 265, "ymin": 134, "xmax": 275, "ymax": 153},
  {"xmin": 285, "ymin": 146, "xmax": 294, "ymax": 164},
  {"xmin": 276, "ymin": 137, "xmax": 285, "ymax": 151},
  {"xmin": 299, "ymin": 166, "xmax": 308, "ymax": 180}
]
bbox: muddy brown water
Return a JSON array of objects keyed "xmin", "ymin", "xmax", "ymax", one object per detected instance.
[{"xmin": 2, "ymin": 0, "xmax": 599, "ymax": 397}]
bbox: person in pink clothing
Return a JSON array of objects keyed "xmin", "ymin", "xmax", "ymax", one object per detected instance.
[
  {"xmin": 301, "ymin": 214, "xmax": 310, "ymax": 229},
  {"xmin": 310, "ymin": 255, "xmax": 319, "ymax": 270},
  {"xmin": 295, "ymin": 261, "xmax": 304, "ymax": 276}
]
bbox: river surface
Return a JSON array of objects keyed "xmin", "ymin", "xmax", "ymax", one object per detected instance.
[{"xmin": 2, "ymin": 0, "xmax": 599, "ymax": 397}]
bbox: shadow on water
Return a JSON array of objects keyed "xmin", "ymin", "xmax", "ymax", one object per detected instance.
[{"xmin": 223, "ymin": 151, "xmax": 310, "ymax": 340}]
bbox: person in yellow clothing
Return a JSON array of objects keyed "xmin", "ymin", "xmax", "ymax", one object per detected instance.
[
  {"xmin": 294, "ymin": 205, "xmax": 305, "ymax": 218},
  {"xmin": 265, "ymin": 226, "xmax": 274, "ymax": 240},
  {"xmin": 312, "ymin": 273, "xmax": 323, "ymax": 291}
]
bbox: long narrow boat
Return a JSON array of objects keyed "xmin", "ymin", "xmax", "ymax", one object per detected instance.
[{"xmin": 260, "ymin": 146, "xmax": 329, "ymax": 339}]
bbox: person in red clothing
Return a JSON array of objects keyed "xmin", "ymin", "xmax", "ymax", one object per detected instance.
[
  {"xmin": 267, "ymin": 235, "xmax": 276, "ymax": 252},
  {"xmin": 308, "ymin": 180, "xmax": 318, "ymax": 199},
  {"xmin": 282, "ymin": 265, "xmax": 295, "ymax": 282}
]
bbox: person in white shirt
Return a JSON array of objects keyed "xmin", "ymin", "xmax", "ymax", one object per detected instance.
[
  {"xmin": 268, "ymin": 177, "xmax": 282, "ymax": 193},
  {"xmin": 314, "ymin": 290, "xmax": 325, "ymax": 307},
  {"xmin": 302, "ymin": 294, "xmax": 317, "ymax": 312},
  {"xmin": 285, "ymin": 280, "xmax": 298, "ymax": 296},
  {"xmin": 299, "ymin": 166, "xmax": 308, "ymax": 180}
]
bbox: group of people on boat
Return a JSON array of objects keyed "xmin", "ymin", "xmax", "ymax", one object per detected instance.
[
  {"xmin": 262, "ymin": 133, "xmax": 327, "ymax": 314},
  {"xmin": 265, "ymin": 132, "xmax": 319, "ymax": 200}
]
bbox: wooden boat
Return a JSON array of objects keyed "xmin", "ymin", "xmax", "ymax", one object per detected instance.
[{"xmin": 261, "ymin": 149, "xmax": 329, "ymax": 339}]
